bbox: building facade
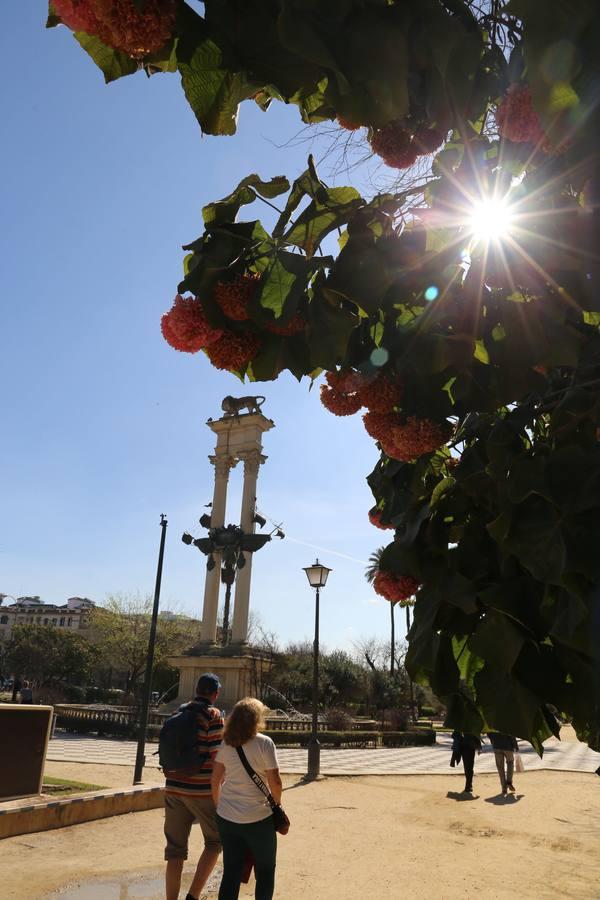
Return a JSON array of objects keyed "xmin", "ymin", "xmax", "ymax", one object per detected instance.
[{"xmin": 0, "ymin": 597, "xmax": 94, "ymax": 645}]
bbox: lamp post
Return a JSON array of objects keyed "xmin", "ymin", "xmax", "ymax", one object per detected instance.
[
  {"xmin": 303, "ymin": 559, "xmax": 332, "ymax": 780},
  {"xmin": 133, "ymin": 514, "xmax": 168, "ymax": 785}
]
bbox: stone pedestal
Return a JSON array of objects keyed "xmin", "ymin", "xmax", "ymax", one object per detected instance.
[{"xmin": 168, "ymin": 650, "xmax": 273, "ymax": 711}]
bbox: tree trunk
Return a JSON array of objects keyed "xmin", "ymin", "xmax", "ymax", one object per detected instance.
[
  {"xmin": 406, "ymin": 605, "xmax": 416, "ymax": 721},
  {"xmin": 390, "ymin": 602, "xmax": 396, "ymax": 677}
]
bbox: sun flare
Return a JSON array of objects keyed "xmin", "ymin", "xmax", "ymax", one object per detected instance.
[{"xmin": 468, "ymin": 198, "xmax": 513, "ymax": 243}]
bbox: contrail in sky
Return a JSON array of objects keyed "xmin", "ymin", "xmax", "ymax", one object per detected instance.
[{"xmin": 284, "ymin": 535, "xmax": 369, "ymax": 566}]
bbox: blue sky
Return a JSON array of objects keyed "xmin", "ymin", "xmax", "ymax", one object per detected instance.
[{"xmin": 0, "ymin": 4, "xmax": 401, "ymax": 651}]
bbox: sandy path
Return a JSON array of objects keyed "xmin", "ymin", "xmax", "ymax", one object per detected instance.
[{"xmin": 4, "ymin": 770, "xmax": 599, "ymax": 899}]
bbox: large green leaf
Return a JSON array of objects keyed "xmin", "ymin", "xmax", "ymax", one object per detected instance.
[
  {"xmin": 306, "ymin": 287, "xmax": 359, "ymax": 369},
  {"xmin": 278, "ymin": 2, "xmax": 350, "ymax": 95},
  {"xmin": 272, "ymin": 158, "xmax": 329, "ymax": 238},
  {"xmin": 74, "ymin": 33, "xmax": 138, "ymax": 83},
  {"xmin": 202, "ymin": 175, "xmax": 290, "ymax": 226},
  {"xmin": 178, "ymin": 221, "xmax": 270, "ymax": 298},
  {"xmin": 469, "ymin": 611, "xmax": 525, "ymax": 674},
  {"xmin": 474, "ymin": 668, "xmax": 541, "ymax": 741},
  {"xmin": 253, "ymin": 251, "xmax": 325, "ymax": 318},
  {"xmin": 503, "ymin": 497, "xmax": 567, "ymax": 584},
  {"xmin": 177, "ymin": 33, "xmax": 258, "ymax": 135},
  {"xmin": 284, "ymin": 186, "xmax": 362, "ymax": 256}
]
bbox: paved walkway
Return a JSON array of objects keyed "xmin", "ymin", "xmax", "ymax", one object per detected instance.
[{"xmin": 47, "ymin": 731, "xmax": 600, "ymax": 776}]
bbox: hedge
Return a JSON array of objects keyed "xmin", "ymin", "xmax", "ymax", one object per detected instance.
[
  {"xmin": 264, "ymin": 729, "xmax": 436, "ymax": 748},
  {"xmin": 381, "ymin": 729, "xmax": 436, "ymax": 747},
  {"xmin": 55, "ymin": 715, "xmax": 435, "ymax": 748}
]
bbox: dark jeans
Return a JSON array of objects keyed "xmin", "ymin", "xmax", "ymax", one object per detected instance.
[
  {"xmin": 216, "ymin": 813, "xmax": 277, "ymax": 900},
  {"xmin": 462, "ymin": 747, "xmax": 475, "ymax": 790}
]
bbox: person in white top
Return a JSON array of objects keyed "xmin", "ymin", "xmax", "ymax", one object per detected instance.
[{"xmin": 211, "ymin": 698, "xmax": 282, "ymax": 900}]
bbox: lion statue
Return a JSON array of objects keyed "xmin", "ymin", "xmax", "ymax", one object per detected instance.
[{"xmin": 221, "ymin": 395, "xmax": 266, "ymax": 416}]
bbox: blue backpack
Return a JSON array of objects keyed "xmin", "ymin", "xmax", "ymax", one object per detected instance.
[{"xmin": 158, "ymin": 701, "xmax": 209, "ymax": 771}]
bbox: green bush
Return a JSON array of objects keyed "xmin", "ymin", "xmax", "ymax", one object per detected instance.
[
  {"xmin": 85, "ymin": 687, "xmax": 126, "ymax": 704},
  {"xmin": 419, "ymin": 706, "xmax": 436, "ymax": 718},
  {"xmin": 60, "ymin": 684, "xmax": 87, "ymax": 703},
  {"xmin": 264, "ymin": 730, "xmax": 380, "ymax": 748},
  {"xmin": 264, "ymin": 729, "xmax": 436, "ymax": 748},
  {"xmin": 381, "ymin": 729, "xmax": 436, "ymax": 747}
]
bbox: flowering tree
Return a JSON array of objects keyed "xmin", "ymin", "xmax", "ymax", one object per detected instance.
[{"xmin": 47, "ymin": 0, "xmax": 600, "ymax": 751}]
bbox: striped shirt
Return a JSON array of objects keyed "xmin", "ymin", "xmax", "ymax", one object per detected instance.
[{"xmin": 164, "ymin": 698, "xmax": 224, "ymax": 797}]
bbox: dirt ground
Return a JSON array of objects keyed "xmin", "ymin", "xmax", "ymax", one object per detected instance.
[{"xmin": 4, "ymin": 764, "xmax": 600, "ymax": 900}]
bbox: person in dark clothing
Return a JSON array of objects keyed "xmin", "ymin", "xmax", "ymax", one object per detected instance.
[
  {"xmin": 487, "ymin": 732, "xmax": 518, "ymax": 794},
  {"xmin": 451, "ymin": 732, "xmax": 483, "ymax": 793},
  {"xmin": 11, "ymin": 677, "xmax": 21, "ymax": 703}
]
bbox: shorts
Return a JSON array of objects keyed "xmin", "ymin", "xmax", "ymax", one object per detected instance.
[{"xmin": 164, "ymin": 793, "xmax": 222, "ymax": 860}]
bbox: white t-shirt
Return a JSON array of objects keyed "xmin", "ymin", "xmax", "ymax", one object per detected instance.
[{"xmin": 215, "ymin": 734, "xmax": 279, "ymax": 824}]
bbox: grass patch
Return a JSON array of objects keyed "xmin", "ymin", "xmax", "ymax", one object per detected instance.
[{"xmin": 42, "ymin": 776, "xmax": 105, "ymax": 795}]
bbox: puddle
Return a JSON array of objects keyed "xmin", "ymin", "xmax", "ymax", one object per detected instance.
[{"xmin": 46, "ymin": 865, "xmax": 222, "ymax": 899}]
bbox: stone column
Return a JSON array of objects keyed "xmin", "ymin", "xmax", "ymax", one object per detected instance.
[
  {"xmin": 231, "ymin": 449, "xmax": 265, "ymax": 644},
  {"xmin": 201, "ymin": 453, "xmax": 236, "ymax": 644}
]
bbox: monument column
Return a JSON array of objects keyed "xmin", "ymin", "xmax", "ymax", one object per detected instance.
[
  {"xmin": 231, "ymin": 449, "xmax": 265, "ymax": 644},
  {"xmin": 201, "ymin": 453, "xmax": 236, "ymax": 644}
]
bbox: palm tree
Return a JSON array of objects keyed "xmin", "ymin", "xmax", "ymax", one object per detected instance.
[
  {"xmin": 365, "ymin": 547, "xmax": 398, "ymax": 676},
  {"xmin": 365, "ymin": 548, "xmax": 416, "ymax": 677}
]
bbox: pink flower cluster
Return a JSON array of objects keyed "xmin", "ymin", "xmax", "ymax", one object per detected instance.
[
  {"xmin": 160, "ymin": 295, "xmax": 222, "ymax": 354},
  {"xmin": 373, "ymin": 571, "xmax": 419, "ymax": 604},
  {"xmin": 495, "ymin": 85, "xmax": 544, "ymax": 144},
  {"xmin": 370, "ymin": 122, "xmax": 446, "ymax": 169},
  {"xmin": 368, "ymin": 507, "xmax": 394, "ymax": 530},
  {"xmin": 53, "ymin": 0, "xmax": 176, "ymax": 58}
]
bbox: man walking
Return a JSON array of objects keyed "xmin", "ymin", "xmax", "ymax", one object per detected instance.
[
  {"xmin": 163, "ymin": 673, "xmax": 224, "ymax": 900},
  {"xmin": 488, "ymin": 732, "xmax": 519, "ymax": 795},
  {"xmin": 451, "ymin": 731, "xmax": 483, "ymax": 793}
]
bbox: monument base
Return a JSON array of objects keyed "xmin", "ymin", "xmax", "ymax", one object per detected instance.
[{"xmin": 168, "ymin": 649, "xmax": 273, "ymax": 712}]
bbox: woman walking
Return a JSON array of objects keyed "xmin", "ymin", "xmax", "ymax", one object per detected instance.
[
  {"xmin": 488, "ymin": 732, "xmax": 519, "ymax": 795},
  {"xmin": 211, "ymin": 698, "xmax": 282, "ymax": 900}
]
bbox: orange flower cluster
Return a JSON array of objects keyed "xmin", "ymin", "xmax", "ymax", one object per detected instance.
[
  {"xmin": 160, "ymin": 295, "xmax": 223, "ymax": 353},
  {"xmin": 266, "ymin": 312, "xmax": 306, "ymax": 336},
  {"xmin": 205, "ymin": 330, "xmax": 261, "ymax": 371},
  {"xmin": 413, "ymin": 125, "xmax": 446, "ymax": 154},
  {"xmin": 362, "ymin": 410, "xmax": 401, "ymax": 440},
  {"xmin": 337, "ymin": 115, "xmax": 362, "ymax": 131},
  {"xmin": 373, "ymin": 571, "xmax": 419, "ymax": 604},
  {"xmin": 362, "ymin": 411, "xmax": 451, "ymax": 460},
  {"xmin": 495, "ymin": 85, "xmax": 544, "ymax": 144},
  {"xmin": 53, "ymin": 0, "xmax": 176, "ymax": 58},
  {"xmin": 359, "ymin": 374, "xmax": 403, "ymax": 414},
  {"xmin": 370, "ymin": 122, "xmax": 447, "ymax": 169},
  {"xmin": 368, "ymin": 507, "xmax": 394, "ymax": 530},
  {"xmin": 320, "ymin": 384, "xmax": 363, "ymax": 416},
  {"xmin": 370, "ymin": 123, "xmax": 419, "ymax": 169},
  {"xmin": 53, "ymin": 0, "xmax": 103, "ymax": 35},
  {"xmin": 214, "ymin": 274, "xmax": 260, "ymax": 321},
  {"xmin": 325, "ymin": 369, "xmax": 365, "ymax": 393},
  {"xmin": 319, "ymin": 368, "xmax": 365, "ymax": 416},
  {"xmin": 320, "ymin": 370, "xmax": 403, "ymax": 419},
  {"xmin": 382, "ymin": 416, "xmax": 452, "ymax": 461}
]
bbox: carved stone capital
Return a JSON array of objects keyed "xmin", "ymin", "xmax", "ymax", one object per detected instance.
[
  {"xmin": 237, "ymin": 449, "xmax": 266, "ymax": 478},
  {"xmin": 210, "ymin": 454, "xmax": 238, "ymax": 479}
]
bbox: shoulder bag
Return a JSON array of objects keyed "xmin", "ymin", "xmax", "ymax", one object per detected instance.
[{"xmin": 235, "ymin": 746, "xmax": 290, "ymax": 835}]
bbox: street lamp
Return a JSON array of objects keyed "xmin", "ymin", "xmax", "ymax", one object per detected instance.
[{"xmin": 303, "ymin": 559, "xmax": 332, "ymax": 780}]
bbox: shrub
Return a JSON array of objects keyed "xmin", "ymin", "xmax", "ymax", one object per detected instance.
[
  {"xmin": 325, "ymin": 708, "xmax": 354, "ymax": 730},
  {"xmin": 388, "ymin": 708, "xmax": 411, "ymax": 731},
  {"xmin": 264, "ymin": 730, "xmax": 380, "ymax": 748},
  {"xmin": 381, "ymin": 729, "xmax": 436, "ymax": 747}
]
